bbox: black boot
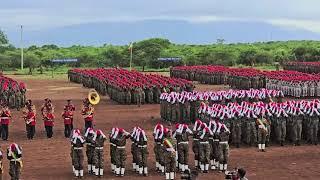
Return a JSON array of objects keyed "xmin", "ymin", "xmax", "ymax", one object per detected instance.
[{"xmin": 280, "ymin": 141, "xmax": 284, "ymax": 146}]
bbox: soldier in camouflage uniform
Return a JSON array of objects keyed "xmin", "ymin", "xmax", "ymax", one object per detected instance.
[
  {"xmin": 218, "ymin": 124, "xmax": 230, "ymax": 172},
  {"xmin": 114, "ymin": 128, "xmax": 130, "ymax": 177},
  {"xmin": 7, "ymin": 143, "xmax": 22, "ymax": 180},
  {"xmin": 109, "ymin": 128, "xmax": 118, "ymax": 173},
  {"xmin": 130, "ymin": 127, "xmax": 139, "ymax": 173},
  {"xmin": 153, "ymin": 123, "xmax": 164, "ymax": 174},
  {"xmin": 93, "ymin": 129, "xmax": 106, "ymax": 177},
  {"xmin": 71, "ymin": 130, "xmax": 85, "ymax": 178},
  {"xmin": 163, "ymin": 128, "xmax": 176, "ymax": 180},
  {"xmin": 275, "ymin": 108, "xmax": 287, "ymax": 146},
  {"xmin": 231, "ymin": 115, "xmax": 242, "ymax": 148},
  {"xmin": 292, "ymin": 108, "xmax": 303, "ymax": 146},
  {"xmin": 84, "ymin": 128, "xmax": 95, "ymax": 175},
  {"xmin": 136, "ymin": 128, "xmax": 148, "ymax": 176},
  {"xmin": 256, "ymin": 113, "xmax": 269, "ymax": 152},
  {"xmin": 198, "ymin": 123, "xmax": 212, "ymax": 173},
  {"xmin": 192, "ymin": 120, "xmax": 202, "ymax": 169},
  {"xmin": 308, "ymin": 107, "xmax": 319, "ymax": 145},
  {"xmin": 174, "ymin": 124, "xmax": 192, "ymax": 172}
]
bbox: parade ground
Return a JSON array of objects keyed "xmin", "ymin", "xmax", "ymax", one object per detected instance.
[{"xmin": 1, "ymin": 75, "xmax": 320, "ymax": 180}]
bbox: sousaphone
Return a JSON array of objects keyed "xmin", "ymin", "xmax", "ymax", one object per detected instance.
[{"xmin": 88, "ymin": 89, "xmax": 100, "ymax": 105}]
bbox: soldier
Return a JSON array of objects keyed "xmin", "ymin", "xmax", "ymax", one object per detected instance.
[
  {"xmin": 23, "ymin": 102, "xmax": 36, "ymax": 140},
  {"xmin": 198, "ymin": 123, "xmax": 213, "ymax": 173},
  {"xmin": 62, "ymin": 106, "xmax": 73, "ymax": 138},
  {"xmin": 292, "ymin": 107, "xmax": 303, "ymax": 146},
  {"xmin": 114, "ymin": 128, "xmax": 130, "ymax": 177},
  {"xmin": 192, "ymin": 119, "xmax": 202, "ymax": 169},
  {"xmin": 136, "ymin": 128, "xmax": 148, "ymax": 176},
  {"xmin": 163, "ymin": 128, "xmax": 176, "ymax": 180},
  {"xmin": 81, "ymin": 98, "xmax": 94, "ymax": 131},
  {"xmin": 93, "ymin": 129, "xmax": 106, "ymax": 177},
  {"xmin": 308, "ymin": 107, "xmax": 319, "ymax": 145},
  {"xmin": 218, "ymin": 123, "xmax": 230, "ymax": 172},
  {"xmin": 130, "ymin": 127, "xmax": 140, "ymax": 174},
  {"xmin": 231, "ymin": 113, "xmax": 242, "ymax": 148},
  {"xmin": 0, "ymin": 104, "xmax": 11, "ymax": 141},
  {"xmin": 7, "ymin": 143, "xmax": 22, "ymax": 180},
  {"xmin": 64, "ymin": 100, "xmax": 76, "ymax": 130},
  {"xmin": 84, "ymin": 128, "xmax": 95, "ymax": 175},
  {"xmin": 275, "ymin": 108, "xmax": 287, "ymax": 146},
  {"xmin": 209, "ymin": 119, "xmax": 220, "ymax": 170},
  {"xmin": 153, "ymin": 123, "xmax": 164, "ymax": 174},
  {"xmin": 71, "ymin": 129, "xmax": 85, "ymax": 178},
  {"xmin": 175, "ymin": 124, "xmax": 192, "ymax": 173},
  {"xmin": 15, "ymin": 89, "xmax": 22, "ymax": 111},
  {"xmin": 42, "ymin": 99, "xmax": 55, "ymax": 138},
  {"xmin": 256, "ymin": 112, "xmax": 269, "ymax": 152},
  {"xmin": 109, "ymin": 127, "xmax": 118, "ymax": 173}
]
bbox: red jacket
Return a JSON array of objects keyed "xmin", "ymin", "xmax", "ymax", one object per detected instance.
[
  {"xmin": 44, "ymin": 113, "xmax": 55, "ymax": 126},
  {"xmin": 26, "ymin": 111, "xmax": 36, "ymax": 126},
  {"xmin": 62, "ymin": 111, "xmax": 73, "ymax": 125},
  {"xmin": 0, "ymin": 110, "xmax": 11, "ymax": 125}
]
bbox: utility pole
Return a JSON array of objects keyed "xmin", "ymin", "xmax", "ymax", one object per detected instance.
[{"xmin": 20, "ymin": 25, "xmax": 24, "ymax": 70}]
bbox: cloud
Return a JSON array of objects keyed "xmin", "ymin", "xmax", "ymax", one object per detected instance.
[
  {"xmin": 266, "ymin": 19, "xmax": 320, "ymax": 33},
  {"xmin": 1, "ymin": 0, "xmax": 320, "ymax": 34}
]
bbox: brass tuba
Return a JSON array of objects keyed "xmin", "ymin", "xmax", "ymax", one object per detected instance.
[{"xmin": 88, "ymin": 89, "xmax": 100, "ymax": 105}]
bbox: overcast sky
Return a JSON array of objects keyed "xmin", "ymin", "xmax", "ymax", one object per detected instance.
[{"xmin": 0, "ymin": 0, "xmax": 320, "ymax": 33}]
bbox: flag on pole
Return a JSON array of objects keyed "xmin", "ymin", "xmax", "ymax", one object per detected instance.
[{"xmin": 128, "ymin": 42, "xmax": 133, "ymax": 52}]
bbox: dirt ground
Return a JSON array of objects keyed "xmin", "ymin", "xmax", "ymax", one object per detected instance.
[{"xmin": 1, "ymin": 76, "xmax": 320, "ymax": 180}]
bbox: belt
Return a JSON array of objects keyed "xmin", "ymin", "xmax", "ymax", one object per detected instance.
[
  {"xmin": 178, "ymin": 142, "xmax": 188, "ymax": 145},
  {"xmin": 117, "ymin": 146, "xmax": 125, "ymax": 149},
  {"xmin": 193, "ymin": 138, "xmax": 199, "ymax": 141},
  {"xmin": 213, "ymin": 139, "xmax": 219, "ymax": 142},
  {"xmin": 200, "ymin": 141, "xmax": 209, "ymax": 144},
  {"xmin": 65, "ymin": 118, "xmax": 71, "ymax": 120},
  {"xmin": 1, "ymin": 117, "xmax": 9, "ymax": 119},
  {"xmin": 166, "ymin": 148, "xmax": 174, "ymax": 152},
  {"xmin": 156, "ymin": 142, "xmax": 162, "ymax": 145},
  {"xmin": 73, "ymin": 147, "xmax": 83, "ymax": 150},
  {"xmin": 209, "ymin": 138, "xmax": 214, "ymax": 140},
  {"xmin": 219, "ymin": 141, "xmax": 228, "ymax": 144},
  {"xmin": 95, "ymin": 147, "xmax": 103, "ymax": 150},
  {"xmin": 138, "ymin": 145, "xmax": 147, "ymax": 148},
  {"xmin": 10, "ymin": 158, "xmax": 21, "ymax": 162},
  {"xmin": 110, "ymin": 143, "xmax": 116, "ymax": 146}
]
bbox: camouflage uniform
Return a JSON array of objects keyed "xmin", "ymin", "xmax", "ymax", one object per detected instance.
[
  {"xmin": 114, "ymin": 131, "xmax": 130, "ymax": 176},
  {"xmin": 7, "ymin": 144, "xmax": 22, "ymax": 180},
  {"xmin": 93, "ymin": 131, "xmax": 106, "ymax": 177},
  {"xmin": 84, "ymin": 129, "xmax": 95, "ymax": 175},
  {"xmin": 175, "ymin": 126, "xmax": 192, "ymax": 172},
  {"xmin": 218, "ymin": 129, "xmax": 230, "ymax": 171},
  {"xmin": 199, "ymin": 127, "xmax": 212, "ymax": 173},
  {"xmin": 163, "ymin": 137, "xmax": 176, "ymax": 180},
  {"xmin": 72, "ymin": 135, "xmax": 85, "ymax": 178},
  {"xmin": 136, "ymin": 131, "xmax": 148, "ymax": 176}
]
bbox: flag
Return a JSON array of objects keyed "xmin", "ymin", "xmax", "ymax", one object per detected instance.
[{"xmin": 128, "ymin": 42, "xmax": 133, "ymax": 52}]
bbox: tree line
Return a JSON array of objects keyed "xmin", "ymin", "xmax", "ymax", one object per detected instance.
[{"xmin": 1, "ymin": 30, "xmax": 320, "ymax": 73}]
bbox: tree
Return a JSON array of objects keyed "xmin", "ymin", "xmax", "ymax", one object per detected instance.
[
  {"xmin": 238, "ymin": 48, "xmax": 258, "ymax": 66},
  {"xmin": 24, "ymin": 52, "xmax": 40, "ymax": 74},
  {"xmin": 0, "ymin": 30, "xmax": 9, "ymax": 45}
]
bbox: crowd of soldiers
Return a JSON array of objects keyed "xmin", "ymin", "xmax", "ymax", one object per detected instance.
[
  {"xmin": 197, "ymin": 99, "xmax": 320, "ymax": 147},
  {"xmin": 266, "ymin": 71, "xmax": 320, "ymax": 98},
  {"xmin": 283, "ymin": 61, "xmax": 320, "ymax": 74},
  {"xmin": 0, "ymin": 76, "xmax": 26, "ymax": 110},
  {"xmin": 170, "ymin": 65, "xmax": 320, "ymax": 97},
  {"xmin": 160, "ymin": 89, "xmax": 284, "ymax": 123},
  {"xmin": 68, "ymin": 68, "xmax": 194, "ymax": 105},
  {"xmin": 170, "ymin": 65, "xmax": 265, "ymax": 89}
]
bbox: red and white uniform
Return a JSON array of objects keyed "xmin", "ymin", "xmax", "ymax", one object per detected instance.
[
  {"xmin": 62, "ymin": 110, "xmax": 73, "ymax": 125},
  {"xmin": 0, "ymin": 109, "xmax": 11, "ymax": 125},
  {"xmin": 26, "ymin": 111, "xmax": 36, "ymax": 126},
  {"xmin": 44, "ymin": 112, "xmax": 55, "ymax": 126}
]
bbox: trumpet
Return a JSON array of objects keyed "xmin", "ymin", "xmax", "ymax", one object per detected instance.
[{"xmin": 88, "ymin": 89, "xmax": 100, "ymax": 105}]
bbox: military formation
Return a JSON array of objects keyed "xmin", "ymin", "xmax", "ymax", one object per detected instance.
[
  {"xmin": 160, "ymin": 89, "xmax": 284, "ymax": 123},
  {"xmin": 171, "ymin": 65, "xmax": 320, "ymax": 97},
  {"xmin": 266, "ymin": 70, "xmax": 320, "ymax": 98},
  {"xmin": 68, "ymin": 68, "xmax": 194, "ymax": 105},
  {"xmin": 283, "ymin": 61, "xmax": 320, "ymax": 74},
  {"xmin": 0, "ymin": 76, "xmax": 26, "ymax": 110},
  {"xmin": 197, "ymin": 99, "xmax": 320, "ymax": 147}
]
